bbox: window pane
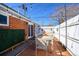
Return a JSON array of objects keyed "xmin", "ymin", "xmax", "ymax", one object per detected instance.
[{"xmin": 0, "ymin": 14, "xmax": 7, "ymax": 24}]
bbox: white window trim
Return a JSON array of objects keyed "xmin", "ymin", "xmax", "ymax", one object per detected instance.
[{"xmin": 0, "ymin": 11, "xmax": 9, "ymax": 26}]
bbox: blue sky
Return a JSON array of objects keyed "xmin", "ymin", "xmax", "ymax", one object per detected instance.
[{"xmin": 5, "ymin": 3, "xmax": 65, "ymax": 26}]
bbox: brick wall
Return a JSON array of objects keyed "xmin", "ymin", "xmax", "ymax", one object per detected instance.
[
  {"xmin": 9, "ymin": 16, "xmax": 28, "ymax": 40},
  {"xmin": 0, "ymin": 16, "xmax": 29, "ymax": 40}
]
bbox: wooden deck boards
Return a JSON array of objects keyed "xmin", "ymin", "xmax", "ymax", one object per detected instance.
[{"xmin": 18, "ymin": 37, "xmax": 71, "ymax": 56}]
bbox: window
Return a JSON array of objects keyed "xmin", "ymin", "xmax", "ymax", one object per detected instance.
[
  {"xmin": 30, "ymin": 25, "xmax": 33, "ymax": 36},
  {"xmin": 0, "ymin": 13, "xmax": 9, "ymax": 26},
  {"xmin": 28, "ymin": 25, "xmax": 34, "ymax": 37},
  {"xmin": 28, "ymin": 25, "xmax": 30, "ymax": 36}
]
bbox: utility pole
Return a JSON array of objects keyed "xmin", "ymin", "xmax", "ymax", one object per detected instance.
[
  {"xmin": 21, "ymin": 3, "xmax": 27, "ymax": 17},
  {"xmin": 18, "ymin": 3, "xmax": 27, "ymax": 17},
  {"xmin": 58, "ymin": 17, "xmax": 60, "ymax": 42},
  {"xmin": 64, "ymin": 3, "xmax": 67, "ymax": 48}
]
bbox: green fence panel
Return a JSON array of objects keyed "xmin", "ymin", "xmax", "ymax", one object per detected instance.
[{"xmin": 0, "ymin": 29, "xmax": 25, "ymax": 52}]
